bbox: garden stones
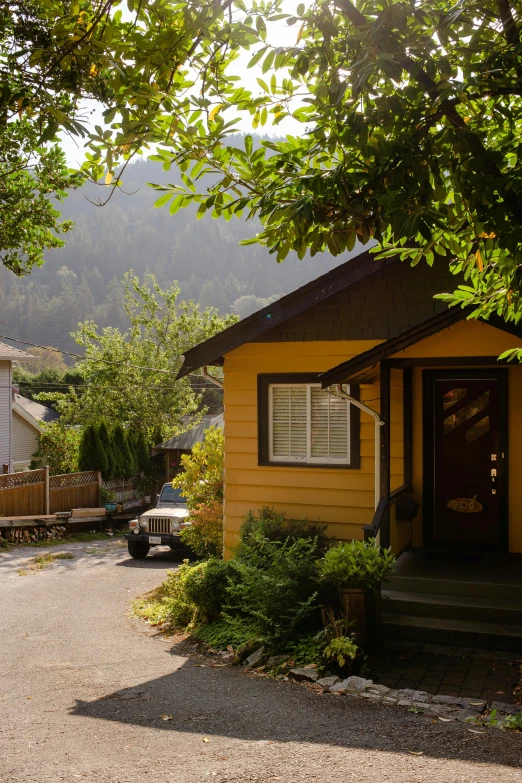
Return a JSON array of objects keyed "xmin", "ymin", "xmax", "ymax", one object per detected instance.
[
  {"xmin": 316, "ymin": 676, "xmax": 340, "ymax": 689},
  {"xmin": 243, "ymin": 646, "xmax": 266, "ymax": 669},
  {"xmin": 329, "ymin": 676, "xmax": 373, "ymax": 694},
  {"xmin": 289, "ymin": 667, "xmax": 320, "ymax": 683}
]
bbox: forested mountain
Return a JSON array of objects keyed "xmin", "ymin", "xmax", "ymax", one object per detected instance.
[{"xmin": 0, "ymin": 150, "xmax": 360, "ymax": 355}]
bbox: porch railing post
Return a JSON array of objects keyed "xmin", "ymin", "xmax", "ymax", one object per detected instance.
[{"xmin": 380, "ymin": 362, "xmax": 391, "ymax": 548}]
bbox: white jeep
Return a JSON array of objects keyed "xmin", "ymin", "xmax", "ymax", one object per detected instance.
[{"xmin": 125, "ymin": 484, "xmax": 190, "ymax": 559}]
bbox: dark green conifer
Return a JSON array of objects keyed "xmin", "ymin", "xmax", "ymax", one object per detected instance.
[{"xmin": 113, "ymin": 425, "xmax": 133, "ymax": 479}]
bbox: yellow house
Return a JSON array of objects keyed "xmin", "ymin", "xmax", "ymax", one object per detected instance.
[{"xmin": 178, "ymin": 250, "xmax": 522, "ymax": 648}]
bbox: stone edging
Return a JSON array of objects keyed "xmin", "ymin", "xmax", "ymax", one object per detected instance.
[{"xmin": 288, "ymin": 670, "xmax": 521, "ymax": 727}]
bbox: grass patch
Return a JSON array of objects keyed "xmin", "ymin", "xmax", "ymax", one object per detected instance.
[
  {"xmin": 19, "ymin": 551, "xmax": 76, "ymax": 575},
  {"xmin": 1, "ymin": 530, "xmax": 127, "ymax": 552},
  {"xmin": 33, "ymin": 552, "xmax": 75, "ymax": 568},
  {"xmin": 133, "ymin": 580, "xmax": 179, "ymax": 628}
]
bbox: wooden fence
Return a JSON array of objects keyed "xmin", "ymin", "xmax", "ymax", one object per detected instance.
[
  {"xmin": 49, "ymin": 471, "xmax": 100, "ymax": 514},
  {"xmin": 0, "ymin": 468, "xmax": 101, "ymax": 517},
  {"xmin": 0, "ymin": 469, "xmax": 47, "ymax": 517},
  {"xmin": 102, "ymin": 475, "xmax": 141, "ymax": 504}
]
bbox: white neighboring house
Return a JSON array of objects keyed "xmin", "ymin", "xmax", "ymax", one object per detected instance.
[
  {"xmin": 12, "ymin": 392, "xmax": 60, "ymax": 472},
  {"xmin": 0, "ymin": 341, "xmax": 34, "ymax": 472}
]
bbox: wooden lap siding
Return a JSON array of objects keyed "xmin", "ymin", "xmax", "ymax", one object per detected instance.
[
  {"xmin": 223, "ymin": 341, "xmax": 406, "ymax": 554},
  {"xmin": 11, "ymin": 411, "xmax": 38, "ymax": 469},
  {"xmin": 0, "ymin": 361, "xmax": 11, "ymax": 470}
]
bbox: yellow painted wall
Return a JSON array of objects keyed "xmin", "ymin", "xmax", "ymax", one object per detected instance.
[
  {"xmin": 223, "ymin": 318, "xmax": 522, "ymax": 556},
  {"xmin": 223, "ymin": 341, "xmax": 383, "ymax": 555}
]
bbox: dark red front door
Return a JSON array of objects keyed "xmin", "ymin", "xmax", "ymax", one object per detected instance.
[{"xmin": 424, "ymin": 371, "xmax": 508, "ymax": 549}]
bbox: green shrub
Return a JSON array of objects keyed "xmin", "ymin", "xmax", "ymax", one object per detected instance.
[
  {"xmin": 290, "ymin": 633, "xmax": 327, "ymax": 667},
  {"xmin": 318, "ymin": 538, "xmax": 396, "ymax": 591},
  {"xmin": 226, "ymin": 535, "xmax": 321, "ymax": 647},
  {"xmin": 180, "ymin": 500, "xmax": 223, "ymax": 558},
  {"xmin": 191, "ymin": 617, "xmax": 260, "ymax": 651},
  {"xmin": 134, "ymin": 561, "xmax": 197, "ymax": 629},
  {"xmin": 504, "ymin": 712, "xmax": 522, "ymax": 730},
  {"xmin": 237, "ymin": 507, "xmax": 331, "ymax": 566},
  {"xmin": 183, "ymin": 558, "xmax": 235, "ymax": 621},
  {"xmin": 323, "ymin": 636, "xmax": 358, "ymax": 669},
  {"xmin": 173, "ymin": 425, "xmax": 224, "ymax": 508}
]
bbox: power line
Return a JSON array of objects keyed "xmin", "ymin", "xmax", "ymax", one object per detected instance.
[
  {"xmin": 4, "ymin": 381, "xmax": 212, "ymax": 392},
  {"xmin": 0, "ymin": 333, "xmax": 186, "ymax": 376}
]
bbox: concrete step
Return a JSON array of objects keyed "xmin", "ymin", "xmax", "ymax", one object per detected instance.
[
  {"xmin": 383, "ymin": 613, "xmax": 522, "ymax": 654},
  {"xmin": 382, "ymin": 590, "xmax": 522, "ymax": 626},
  {"xmin": 385, "ymin": 574, "xmax": 520, "ymax": 601}
]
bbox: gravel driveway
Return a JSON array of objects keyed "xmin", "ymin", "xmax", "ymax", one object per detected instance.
[{"xmin": 0, "ymin": 539, "xmax": 521, "ymax": 783}]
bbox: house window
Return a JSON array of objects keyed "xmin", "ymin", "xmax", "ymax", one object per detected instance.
[{"xmin": 258, "ymin": 374, "xmax": 360, "ymax": 468}]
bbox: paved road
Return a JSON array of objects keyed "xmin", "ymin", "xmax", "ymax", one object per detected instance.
[{"xmin": 0, "ymin": 539, "xmax": 521, "ymax": 783}]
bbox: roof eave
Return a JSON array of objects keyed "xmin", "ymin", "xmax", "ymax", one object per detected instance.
[
  {"xmin": 176, "ymin": 249, "xmax": 396, "ymax": 379},
  {"xmin": 319, "ymin": 309, "xmax": 522, "ymax": 388}
]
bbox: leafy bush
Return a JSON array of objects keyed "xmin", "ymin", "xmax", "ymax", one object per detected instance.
[
  {"xmin": 290, "ymin": 633, "xmax": 328, "ymax": 667},
  {"xmin": 226, "ymin": 535, "xmax": 322, "ymax": 647},
  {"xmin": 134, "ymin": 561, "xmax": 197, "ymax": 629},
  {"xmin": 504, "ymin": 712, "xmax": 522, "ymax": 731},
  {"xmin": 323, "ymin": 636, "xmax": 359, "ymax": 669},
  {"xmin": 180, "ymin": 500, "xmax": 223, "ymax": 558},
  {"xmin": 30, "ymin": 420, "xmax": 81, "ymax": 475},
  {"xmin": 191, "ymin": 617, "xmax": 260, "ymax": 651},
  {"xmin": 173, "ymin": 425, "xmax": 224, "ymax": 508},
  {"xmin": 236, "ymin": 506, "xmax": 331, "ymax": 567},
  {"xmin": 318, "ymin": 539, "xmax": 396, "ymax": 591},
  {"xmin": 182, "ymin": 558, "xmax": 235, "ymax": 621}
]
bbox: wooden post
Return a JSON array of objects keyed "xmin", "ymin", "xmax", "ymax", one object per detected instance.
[
  {"xmin": 380, "ymin": 362, "xmax": 391, "ymax": 549},
  {"xmin": 44, "ymin": 466, "xmax": 50, "ymax": 515}
]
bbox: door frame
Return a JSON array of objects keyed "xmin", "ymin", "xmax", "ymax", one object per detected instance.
[{"xmin": 422, "ymin": 368, "xmax": 509, "ymax": 552}]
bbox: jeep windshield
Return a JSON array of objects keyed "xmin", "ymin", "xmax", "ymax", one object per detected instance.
[{"xmin": 158, "ymin": 485, "xmax": 186, "ymax": 505}]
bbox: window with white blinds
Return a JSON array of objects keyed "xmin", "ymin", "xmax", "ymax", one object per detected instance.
[{"xmin": 269, "ymin": 384, "xmax": 351, "ymax": 464}]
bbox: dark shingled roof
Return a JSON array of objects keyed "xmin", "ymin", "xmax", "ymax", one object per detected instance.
[
  {"xmin": 13, "ymin": 394, "xmax": 59, "ymax": 425},
  {"xmin": 176, "ymin": 249, "xmax": 396, "ymax": 378},
  {"xmin": 153, "ymin": 413, "xmax": 223, "ymax": 452}
]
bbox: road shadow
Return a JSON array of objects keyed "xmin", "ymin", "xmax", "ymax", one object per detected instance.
[
  {"xmin": 71, "ymin": 649, "xmax": 522, "ymax": 767},
  {"xmin": 116, "ymin": 545, "xmax": 191, "ymax": 569}
]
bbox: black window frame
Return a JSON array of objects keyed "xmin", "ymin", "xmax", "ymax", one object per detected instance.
[{"xmin": 257, "ymin": 373, "xmax": 361, "ymax": 469}]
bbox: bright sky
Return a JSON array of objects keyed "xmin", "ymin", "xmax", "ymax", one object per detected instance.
[{"xmin": 60, "ymin": 0, "xmax": 303, "ymax": 167}]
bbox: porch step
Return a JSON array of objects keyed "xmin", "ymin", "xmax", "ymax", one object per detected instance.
[
  {"xmin": 385, "ymin": 574, "xmax": 520, "ymax": 601},
  {"xmin": 382, "ymin": 590, "xmax": 522, "ymax": 626},
  {"xmin": 383, "ymin": 614, "xmax": 522, "ymax": 654}
]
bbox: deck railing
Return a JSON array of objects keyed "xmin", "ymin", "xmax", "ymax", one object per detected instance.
[{"xmin": 363, "ymin": 483, "xmax": 417, "ymax": 552}]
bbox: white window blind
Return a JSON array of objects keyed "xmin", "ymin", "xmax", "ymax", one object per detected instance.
[{"xmin": 269, "ymin": 384, "xmax": 351, "ymax": 464}]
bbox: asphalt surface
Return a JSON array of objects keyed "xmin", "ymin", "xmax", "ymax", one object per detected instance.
[{"xmin": 0, "ymin": 538, "xmax": 521, "ymax": 783}]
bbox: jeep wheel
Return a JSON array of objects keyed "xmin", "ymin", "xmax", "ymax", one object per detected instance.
[{"xmin": 127, "ymin": 540, "xmax": 150, "ymax": 559}]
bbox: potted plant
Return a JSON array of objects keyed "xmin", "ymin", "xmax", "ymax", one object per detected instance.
[
  {"xmin": 100, "ymin": 487, "xmax": 117, "ymax": 514},
  {"xmin": 318, "ymin": 539, "xmax": 396, "ymax": 653}
]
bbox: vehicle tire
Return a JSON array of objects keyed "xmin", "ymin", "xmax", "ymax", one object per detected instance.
[{"xmin": 127, "ymin": 540, "xmax": 150, "ymax": 559}]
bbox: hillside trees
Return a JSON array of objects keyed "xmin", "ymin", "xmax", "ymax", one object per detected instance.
[
  {"xmin": 0, "ymin": 0, "xmax": 270, "ymax": 274},
  {"xmin": 146, "ymin": 0, "xmax": 522, "ymax": 323},
  {"xmin": 39, "ymin": 272, "xmax": 236, "ymax": 438}
]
